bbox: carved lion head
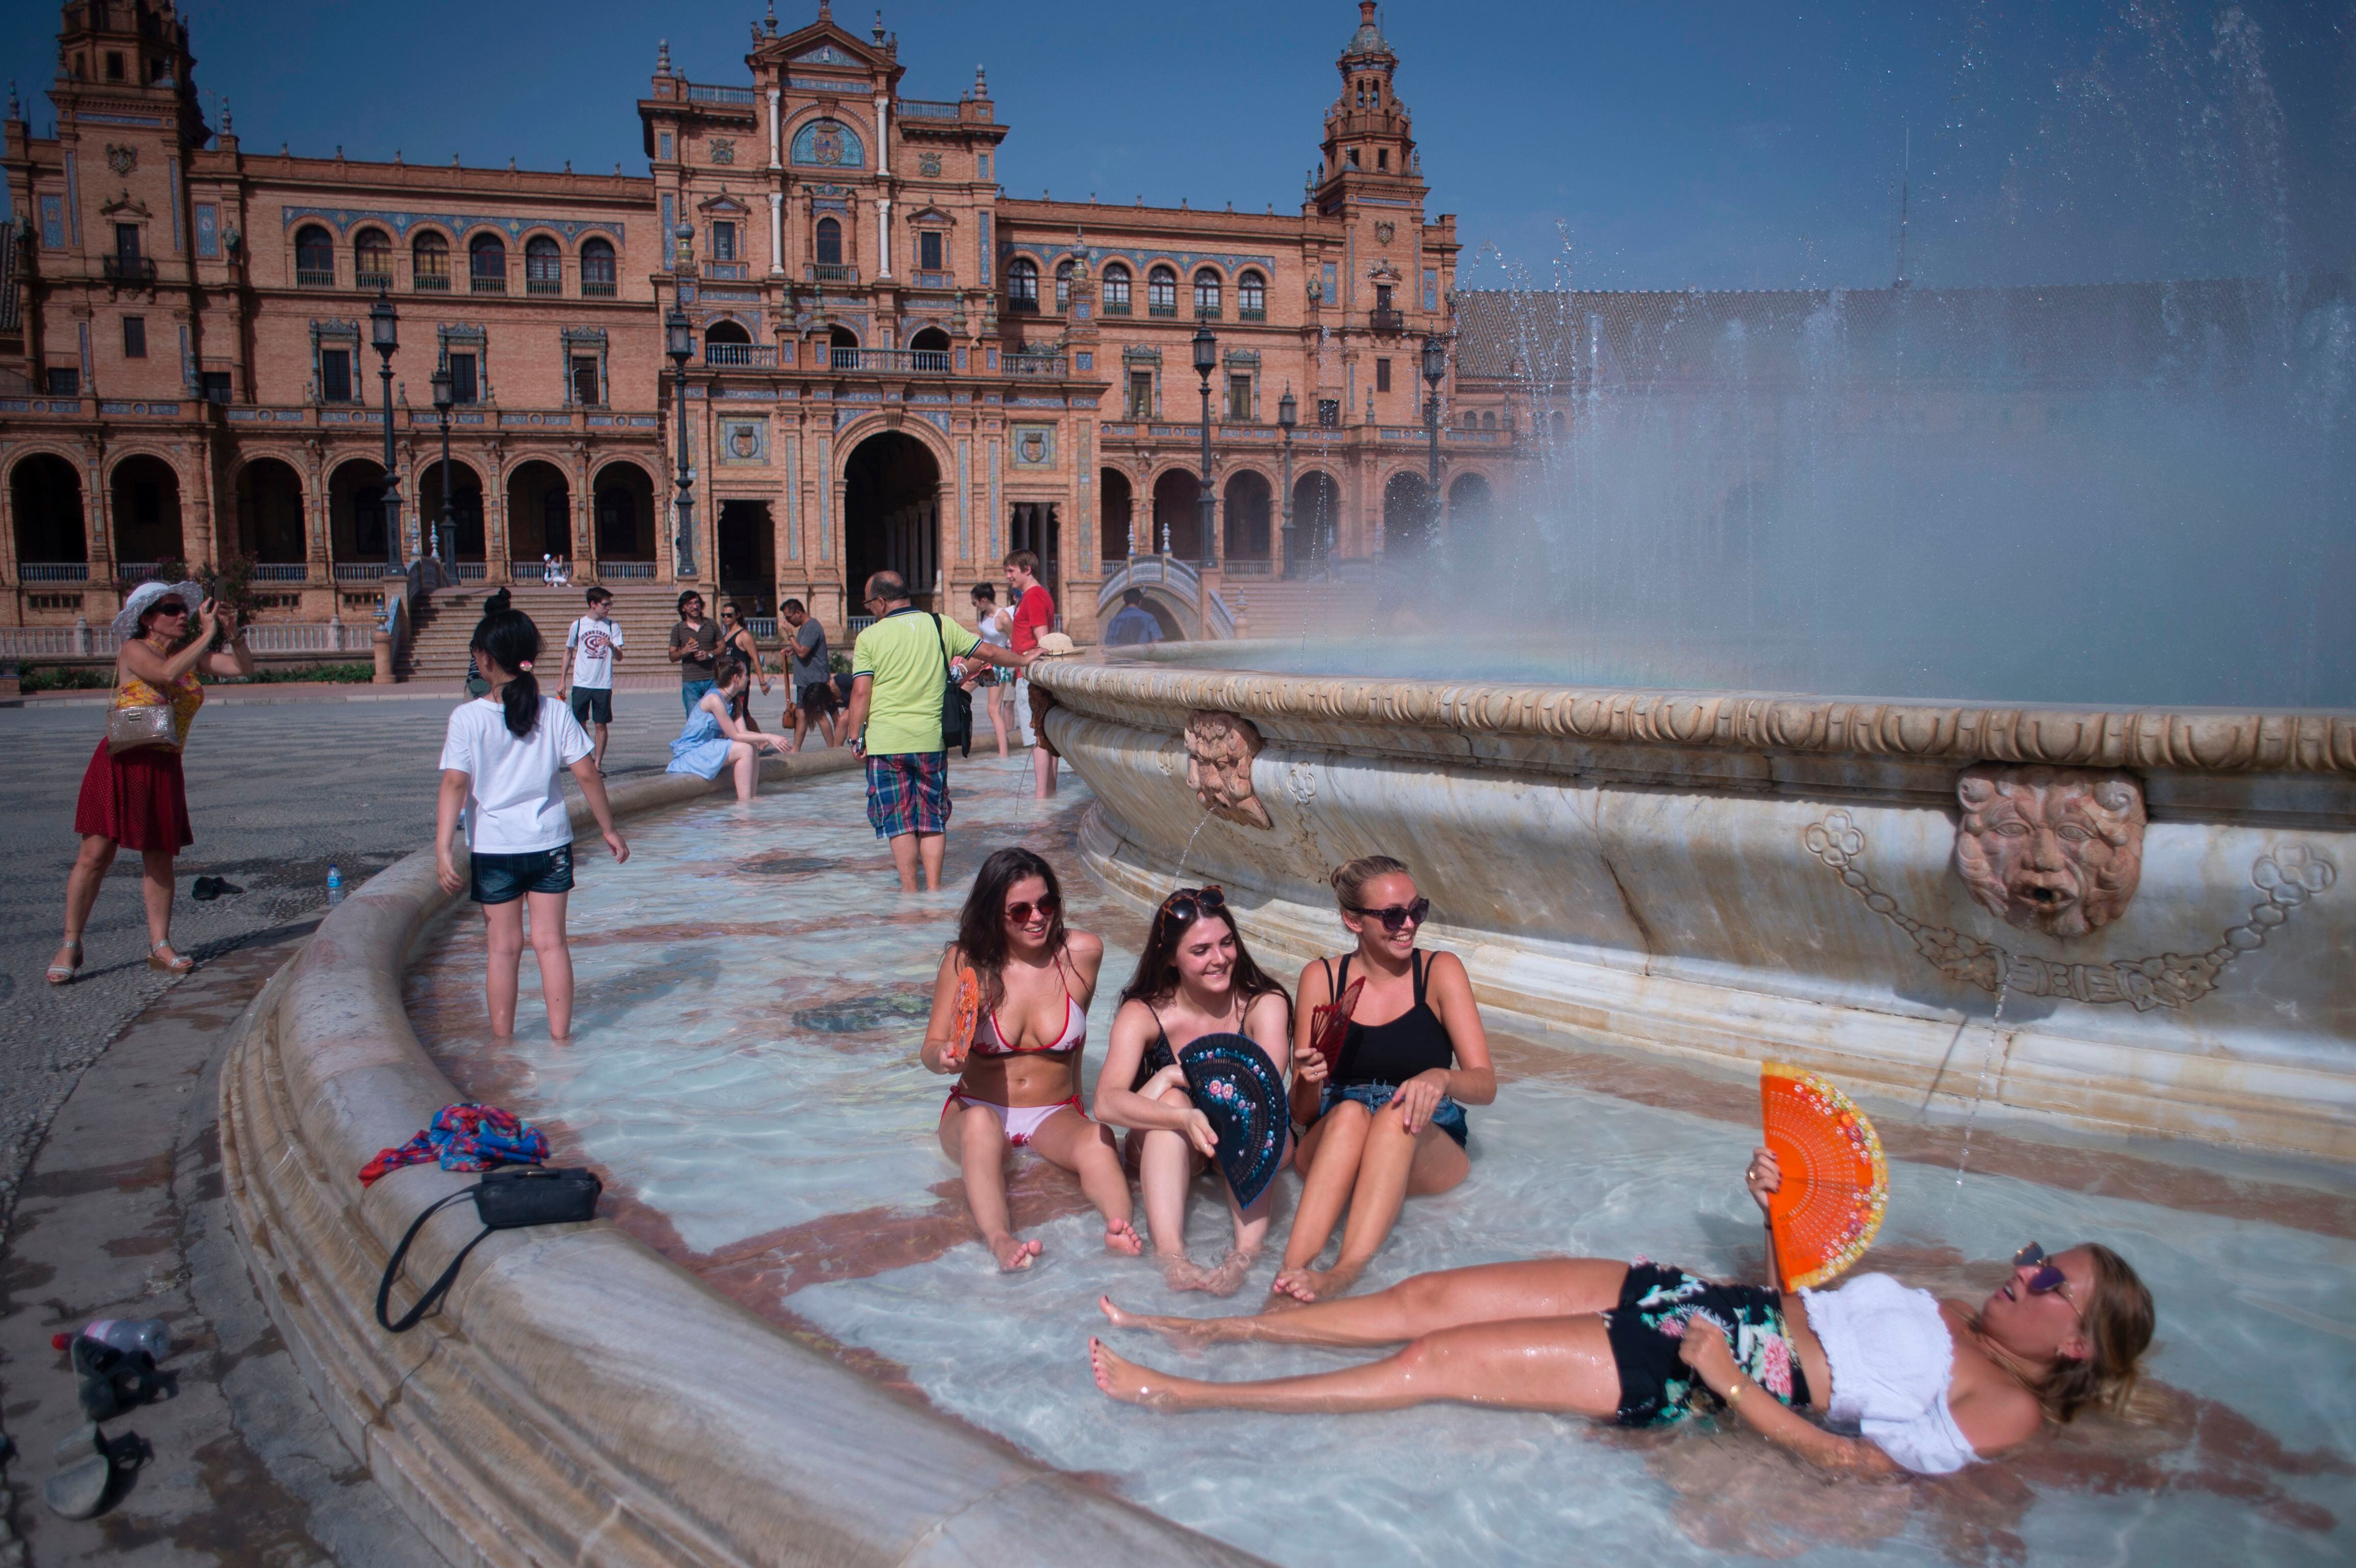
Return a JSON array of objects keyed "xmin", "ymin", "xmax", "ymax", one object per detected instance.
[
  {"xmin": 1954, "ymin": 764, "xmax": 2145, "ymax": 937},
  {"xmin": 1183, "ymin": 710, "xmax": 1270, "ymax": 830}
]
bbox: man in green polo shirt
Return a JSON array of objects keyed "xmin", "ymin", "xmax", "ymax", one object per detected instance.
[{"xmin": 843, "ymin": 570, "xmax": 1031, "ymax": 891}]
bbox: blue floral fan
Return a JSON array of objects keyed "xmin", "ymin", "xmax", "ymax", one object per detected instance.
[{"xmin": 1176, "ymin": 1031, "xmax": 1290, "ymax": 1209}]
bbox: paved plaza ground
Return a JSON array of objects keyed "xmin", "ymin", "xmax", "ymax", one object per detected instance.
[{"xmin": 0, "ymin": 682, "xmax": 850, "ymax": 1561}]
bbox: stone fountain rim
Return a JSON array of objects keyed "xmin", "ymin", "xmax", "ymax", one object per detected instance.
[
  {"xmin": 1033, "ymin": 647, "xmax": 2356, "ymax": 775},
  {"xmin": 217, "ymin": 751, "xmax": 1269, "ymax": 1568}
]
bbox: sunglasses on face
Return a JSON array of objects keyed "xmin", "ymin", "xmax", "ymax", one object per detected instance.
[
  {"xmin": 1155, "ymin": 885, "xmax": 1227, "ymax": 931},
  {"xmin": 1003, "ymin": 893, "xmax": 1061, "ymax": 925},
  {"xmin": 1348, "ymin": 896, "xmax": 1431, "ymax": 933},
  {"xmin": 2013, "ymin": 1242, "xmax": 2083, "ymax": 1317},
  {"xmin": 152, "ymin": 604, "xmax": 191, "ymax": 617}
]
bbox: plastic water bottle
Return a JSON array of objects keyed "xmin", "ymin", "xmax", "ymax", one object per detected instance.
[
  {"xmin": 326, "ymin": 864, "xmax": 345, "ymax": 907},
  {"xmin": 51, "ymin": 1318, "xmax": 170, "ymax": 1361}
]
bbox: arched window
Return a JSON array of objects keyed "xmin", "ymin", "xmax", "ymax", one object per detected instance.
[
  {"xmin": 1007, "ymin": 256, "xmax": 1039, "ymax": 312},
  {"xmin": 1238, "ymin": 269, "xmax": 1265, "ymax": 319},
  {"xmin": 412, "ymin": 231, "xmax": 449, "ymax": 291},
  {"xmin": 1147, "ymin": 265, "xmax": 1177, "ymax": 316},
  {"xmin": 910, "ymin": 326, "xmax": 950, "ymax": 368},
  {"xmin": 815, "ymin": 216, "xmax": 843, "ymax": 267},
  {"xmin": 580, "ymin": 237, "xmax": 616, "ymax": 297},
  {"xmin": 1481, "ymin": 410, "xmax": 1497, "ymax": 429},
  {"xmin": 294, "ymin": 224, "xmax": 334, "ymax": 286},
  {"xmin": 1102, "ymin": 263, "xmax": 1131, "ymax": 314},
  {"xmin": 468, "ymin": 233, "xmax": 506, "ymax": 294},
  {"xmin": 1193, "ymin": 268, "xmax": 1222, "ymax": 318},
  {"xmin": 524, "ymin": 234, "xmax": 562, "ymax": 295},
  {"xmin": 1461, "ymin": 411, "xmax": 1478, "ymax": 429},
  {"xmin": 1549, "ymin": 410, "xmax": 1566, "ymax": 435},
  {"xmin": 354, "ymin": 228, "xmax": 391, "ymax": 288},
  {"xmin": 1055, "ymin": 259, "xmax": 1074, "ymax": 310}
]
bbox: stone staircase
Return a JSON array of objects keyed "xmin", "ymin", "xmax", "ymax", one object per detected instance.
[
  {"xmin": 397, "ymin": 583, "xmax": 700, "ymax": 683},
  {"xmin": 1218, "ymin": 577, "xmax": 1382, "ymax": 643}
]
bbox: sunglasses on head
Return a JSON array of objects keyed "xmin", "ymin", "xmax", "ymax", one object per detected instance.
[
  {"xmin": 2013, "ymin": 1242, "xmax": 2083, "ymax": 1316},
  {"xmin": 1348, "ymin": 896, "xmax": 1431, "ymax": 933},
  {"xmin": 1155, "ymin": 885, "xmax": 1228, "ymax": 931},
  {"xmin": 1003, "ymin": 892, "xmax": 1061, "ymax": 924}
]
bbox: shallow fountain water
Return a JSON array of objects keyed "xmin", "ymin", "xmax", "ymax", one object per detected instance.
[{"xmin": 403, "ymin": 765, "xmax": 2355, "ymax": 1567}]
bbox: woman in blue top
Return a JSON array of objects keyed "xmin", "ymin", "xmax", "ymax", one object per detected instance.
[{"xmin": 668, "ymin": 657, "xmax": 790, "ymax": 799}]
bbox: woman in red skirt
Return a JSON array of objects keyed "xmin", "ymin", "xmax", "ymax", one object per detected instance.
[{"xmin": 47, "ymin": 581, "xmax": 255, "ymax": 983}]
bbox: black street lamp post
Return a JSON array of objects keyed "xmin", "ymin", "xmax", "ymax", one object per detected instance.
[
  {"xmin": 430, "ymin": 363, "xmax": 456, "ymax": 570},
  {"xmin": 667, "ymin": 307, "xmax": 698, "ymax": 580},
  {"xmin": 1421, "ymin": 333, "xmax": 1448, "ymax": 538},
  {"xmin": 1277, "ymin": 385, "xmax": 1298, "ymax": 579},
  {"xmin": 368, "ymin": 288, "xmax": 404, "ymax": 572},
  {"xmin": 1192, "ymin": 324, "xmax": 1217, "ymax": 568}
]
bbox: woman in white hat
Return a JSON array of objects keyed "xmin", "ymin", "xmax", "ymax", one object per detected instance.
[{"xmin": 46, "ymin": 581, "xmax": 255, "ymax": 983}]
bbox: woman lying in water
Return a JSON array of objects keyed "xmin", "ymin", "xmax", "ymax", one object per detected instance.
[
  {"xmin": 1092, "ymin": 1147, "xmax": 2156, "ymax": 1476},
  {"xmin": 921, "ymin": 847, "xmax": 1141, "ymax": 1269},
  {"xmin": 1274, "ymin": 855, "xmax": 1494, "ymax": 1303},
  {"xmin": 1094, "ymin": 885, "xmax": 1293, "ymax": 1295}
]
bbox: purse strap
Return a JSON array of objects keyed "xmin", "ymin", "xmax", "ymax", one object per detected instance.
[{"xmin": 375, "ymin": 1183, "xmax": 493, "ymax": 1334}]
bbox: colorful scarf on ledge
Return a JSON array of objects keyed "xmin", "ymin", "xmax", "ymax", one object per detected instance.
[{"xmin": 357, "ymin": 1103, "xmax": 550, "ymax": 1187}]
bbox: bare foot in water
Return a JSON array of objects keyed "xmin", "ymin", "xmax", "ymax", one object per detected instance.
[
  {"xmin": 1203, "ymin": 1248, "xmax": 1258, "ymax": 1298},
  {"xmin": 990, "ymin": 1234, "xmax": 1042, "ymax": 1270},
  {"xmin": 1104, "ymin": 1217, "xmax": 1145, "ymax": 1256},
  {"xmin": 1098, "ymin": 1294, "xmax": 1233, "ymax": 1347},
  {"xmin": 1270, "ymin": 1261, "xmax": 1360, "ymax": 1304},
  {"xmin": 1090, "ymin": 1337, "xmax": 1188, "ymax": 1409},
  {"xmin": 1159, "ymin": 1251, "xmax": 1215, "ymax": 1292}
]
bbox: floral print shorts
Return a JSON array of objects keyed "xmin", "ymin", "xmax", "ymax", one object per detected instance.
[{"xmin": 1600, "ymin": 1261, "xmax": 1811, "ymax": 1427}]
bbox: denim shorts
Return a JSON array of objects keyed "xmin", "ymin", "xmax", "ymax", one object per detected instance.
[
  {"xmin": 469, "ymin": 843, "xmax": 574, "ymax": 905},
  {"xmin": 1320, "ymin": 1081, "xmax": 1469, "ymax": 1148}
]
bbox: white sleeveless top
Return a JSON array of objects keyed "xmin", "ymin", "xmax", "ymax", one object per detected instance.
[{"xmin": 1801, "ymin": 1272, "xmax": 1982, "ymax": 1474}]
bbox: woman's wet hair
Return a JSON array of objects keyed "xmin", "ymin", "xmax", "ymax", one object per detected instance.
[
  {"xmin": 1120, "ymin": 889, "xmax": 1290, "ymax": 1010},
  {"xmin": 2036, "ymin": 1243, "xmax": 2155, "ymax": 1424},
  {"xmin": 955, "ymin": 847, "xmax": 1068, "ymax": 1007},
  {"xmin": 1330, "ymin": 855, "xmax": 1412, "ymax": 911},
  {"xmin": 468, "ymin": 609, "xmax": 543, "ymax": 737}
]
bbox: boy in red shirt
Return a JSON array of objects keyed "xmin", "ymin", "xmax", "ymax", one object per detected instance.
[{"xmin": 1004, "ymin": 549, "xmax": 1057, "ymax": 798}]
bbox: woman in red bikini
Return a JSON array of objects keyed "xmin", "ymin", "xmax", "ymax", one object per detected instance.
[{"xmin": 921, "ymin": 847, "xmax": 1141, "ymax": 1270}]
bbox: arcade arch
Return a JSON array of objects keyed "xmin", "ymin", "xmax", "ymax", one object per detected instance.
[
  {"xmin": 110, "ymin": 455, "xmax": 184, "ymax": 566},
  {"xmin": 236, "ymin": 458, "xmax": 307, "ymax": 563},
  {"xmin": 1382, "ymin": 470, "xmax": 1435, "ymax": 556},
  {"xmin": 1222, "ymin": 470, "xmax": 1272, "ymax": 561},
  {"xmin": 10, "ymin": 453, "xmax": 87, "ymax": 569},
  {"xmin": 1291, "ymin": 470, "xmax": 1341, "ymax": 567},
  {"xmin": 1151, "ymin": 469, "xmax": 1202, "ymax": 560},
  {"xmin": 506, "ymin": 460, "xmax": 572, "ymax": 563},
  {"xmin": 593, "ymin": 461, "xmax": 657, "ymax": 563},
  {"xmin": 843, "ymin": 431, "xmax": 940, "ymax": 608},
  {"xmin": 1100, "ymin": 468, "xmax": 1134, "ymax": 561},
  {"xmin": 329, "ymin": 458, "xmax": 391, "ymax": 564},
  {"xmin": 420, "ymin": 459, "xmax": 486, "ymax": 562}
]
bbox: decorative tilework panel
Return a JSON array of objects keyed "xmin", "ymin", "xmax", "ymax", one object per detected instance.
[{"xmin": 281, "ymin": 206, "xmax": 623, "ymax": 242}]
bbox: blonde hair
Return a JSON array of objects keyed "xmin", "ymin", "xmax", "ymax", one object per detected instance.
[
  {"xmin": 1330, "ymin": 855, "xmax": 1412, "ymax": 911},
  {"xmin": 2035, "ymin": 1243, "xmax": 2155, "ymax": 1424}
]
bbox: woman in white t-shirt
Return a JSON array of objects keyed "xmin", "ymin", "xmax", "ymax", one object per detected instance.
[{"xmin": 435, "ymin": 609, "xmax": 630, "ymax": 1040}]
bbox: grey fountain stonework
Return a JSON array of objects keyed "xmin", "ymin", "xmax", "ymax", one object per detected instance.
[{"xmin": 1031, "ymin": 650, "xmax": 2355, "ymax": 1160}]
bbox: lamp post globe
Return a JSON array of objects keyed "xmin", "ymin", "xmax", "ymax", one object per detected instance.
[
  {"xmin": 1421, "ymin": 331, "xmax": 1446, "ymax": 388},
  {"xmin": 1277, "ymin": 386, "xmax": 1299, "ymax": 579},
  {"xmin": 1192, "ymin": 324, "xmax": 1217, "ymax": 567},
  {"xmin": 666, "ymin": 307, "xmax": 698, "ymax": 579},
  {"xmin": 369, "ymin": 290, "xmax": 399, "ymax": 356}
]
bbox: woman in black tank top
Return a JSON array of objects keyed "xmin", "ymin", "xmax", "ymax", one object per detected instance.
[{"xmin": 1274, "ymin": 856, "xmax": 1495, "ymax": 1306}]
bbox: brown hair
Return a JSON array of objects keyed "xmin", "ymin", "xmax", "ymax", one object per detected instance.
[
  {"xmin": 1002, "ymin": 547, "xmax": 1040, "ymax": 575},
  {"xmin": 1120, "ymin": 889, "xmax": 1291, "ymax": 1012},
  {"xmin": 954, "ymin": 847, "xmax": 1069, "ymax": 1012},
  {"xmin": 712, "ymin": 654, "xmax": 749, "ymax": 690},
  {"xmin": 1330, "ymin": 855, "xmax": 1412, "ymax": 911},
  {"xmin": 2034, "ymin": 1243, "xmax": 2155, "ymax": 1424}
]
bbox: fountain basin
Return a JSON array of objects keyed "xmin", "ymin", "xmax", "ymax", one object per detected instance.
[
  {"xmin": 1032, "ymin": 654, "xmax": 2356, "ymax": 1159},
  {"xmin": 216, "ymin": 752, "xmax": 1263, "ymax": 1568}
]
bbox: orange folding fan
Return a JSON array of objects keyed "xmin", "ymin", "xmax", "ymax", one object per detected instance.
[
  {"xmin": 1760, "ymin": 1062, "xmax": 1889, "ymax": 1291},
  {"xmin": 949, "ymin": 966, "xmax": 982, "ymax": 1056}
]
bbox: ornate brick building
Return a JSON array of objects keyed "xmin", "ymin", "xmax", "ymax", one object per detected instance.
[{"xmin": 0, "ymin": 0, "xmax": 1517, "ymax": 648}]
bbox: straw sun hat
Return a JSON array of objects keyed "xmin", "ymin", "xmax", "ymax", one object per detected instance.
[{"xmin": 110, "ymin": 579, "xmax": 208, "ymax": 640}]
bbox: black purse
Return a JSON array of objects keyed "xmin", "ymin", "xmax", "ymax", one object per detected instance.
[
  {"xmin": 375, "ymin": 1166, "xmax": 602, "ymax": 1334},
  {"xmin": 930, "ymin": 611, "xmax": 974, "ymax": 757}
]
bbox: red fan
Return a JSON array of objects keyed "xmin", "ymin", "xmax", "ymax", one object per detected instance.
[
  {"xmin": 1760, "ymin": 1062, "xmax": 1889, "ymax": 1292},
  {"xmin": 1308, "ymin": 977, "xmax": 1364, "ymax": 1071},
  {"xmin": 948, "ymin": 966, "xmax": 982, "ymax": 1058}
]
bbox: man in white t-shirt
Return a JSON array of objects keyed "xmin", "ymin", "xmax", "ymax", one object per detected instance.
[{"xmin": 559, "ymin": 586, "xmax": 624, "ymax": 773}]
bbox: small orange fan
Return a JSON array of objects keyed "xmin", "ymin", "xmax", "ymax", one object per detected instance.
[
  {"xmin": 949, "ymin": 966, "xmax": 982, "ymax": 1056},
  {"xmin": 1760, "ymin": 1062, "xmax": 1889, "ymax": 1291}
]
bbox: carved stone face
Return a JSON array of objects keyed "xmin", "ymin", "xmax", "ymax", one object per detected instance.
[
  {"xmin": 1954, "ymin": 765, "xmax": 2145, "ymax": 937},
  {"xmin": 1183, "ymin": 710, "xmax": 1270, "ymax": 830}
]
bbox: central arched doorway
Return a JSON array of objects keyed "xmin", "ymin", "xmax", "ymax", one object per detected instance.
[
  {"xmin": 10, "ymin": 454, "xmax": 87, "ymax": 573},
  {"xmin": 1291, "ymin": 471, "xmax": 1341, "ymax": 571},
  {"xmin": 1100, "ymin": 468, "xmax": 1134, "ymax": 562},
  {"xmin": 236, "ymin": 458, "xmax": 307, "ymax": 564},
  {"xmin": 506, "ymin": 460, "xmax": 572, "ymax": 566},
  {"xmin": 1383, "ymin": 471, "xmax": 1436, "ymax": 557},
  {"xmin": 843, "ymin": 431, "xmax": 939, "ymax": 609},
  {"xmin": 1152, "ymin": 470, "xmax": 1202, "ymax": 560},
  {"xmin": 111, "ymin": 455, "xmax": 184, "ymax": 569}
]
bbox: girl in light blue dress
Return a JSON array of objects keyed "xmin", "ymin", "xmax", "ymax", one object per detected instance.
[{"xmin": 668, "ymin": 657, "xmax": 790, "ymax": 799}]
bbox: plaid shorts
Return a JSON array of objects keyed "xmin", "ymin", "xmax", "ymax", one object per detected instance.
[{"xmin": 866, "ymin": 751, "xmax": 950, "ymax": 839}]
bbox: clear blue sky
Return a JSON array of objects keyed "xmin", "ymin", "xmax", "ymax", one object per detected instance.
[{"xmin": 6, "ymin": 1, "xmax": 2349, "ymax": 289}]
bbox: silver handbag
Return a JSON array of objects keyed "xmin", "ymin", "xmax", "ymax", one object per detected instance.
[{"xmin": 105, "ymin": 703, "xmax": 178, "ymax": 756}]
